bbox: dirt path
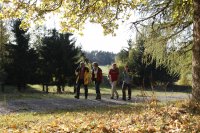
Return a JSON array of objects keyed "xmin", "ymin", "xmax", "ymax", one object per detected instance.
[{"xmin": 0, "ymin": 94, "xmax": 190, "ymax": 114}]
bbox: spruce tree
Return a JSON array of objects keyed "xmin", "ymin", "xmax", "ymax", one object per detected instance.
[
  {"xmin": 0, "ymin": 20, "xmax": 9, "ymax": 92},
  {"xmin": 39, "ymin": 29, "xmax": 83, "ymax": 93},
  {"xmin": 5, "ymin": 20, "xmax": 38, "ymax": 91}
]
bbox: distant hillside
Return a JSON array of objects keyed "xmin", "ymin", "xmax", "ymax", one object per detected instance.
[{"xmin": 84, "ymin": 50, "xmax": 116, "ymax": 65}]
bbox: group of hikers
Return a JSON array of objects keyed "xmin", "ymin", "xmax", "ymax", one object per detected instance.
[{"xmin": 74, "ymin": 62, "xmax": 132, "ymax": 101}]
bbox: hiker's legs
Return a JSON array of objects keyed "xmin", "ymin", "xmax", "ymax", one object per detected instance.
[
  {"xmin": 84, "ymin": 85, "xmax": 88, "ymax": 99},
  {"xmin": 95, "ymin": 81, "xmax": 101, "ymax": 99},
  {"xmin": 111, "ymin": 81, "xmax": 118, "ymax": 98},
  {"xmin": 75, "ymin": 79, "xmax": 84, "ymax": 98},
  {"xmin": 122, "ymin": 82, "xmax": 127, "ymax": 100},
  {"xmin": 127, "ymin": 83, "xmax": 131, "ymax": 100}
]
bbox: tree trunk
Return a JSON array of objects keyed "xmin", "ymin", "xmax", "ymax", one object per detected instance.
[
  {"xmin": 57, "ymin": 85, "xmax": 62, "ymax": 94},
  {"xmin": 62, "ymin": 85, "xmax": 65, "ymax": 92},
  {"xmin": 1, "ymin": 84, "xmax": 4, "ymax": 92},
  {"xmin": 192, "ymin": 0, "xmax": 200, "ymax": 102},
  {"xmin": 17, "ymin": 84, "xmax": 21, "ymax": 92},
  {"xmin": 46, "ymin": 85, "xmax": 49, "ymax": 93},
  {"xmin": 74, "ymin": 84, "xmax": 77, "ymax": 94},
  {"xmin": 42, "ymin": 84, "xmax": 45, "ymax": 92},
  {"xmin": 23, "ymin": 84, "xmax": 26, "ymax": 91}
]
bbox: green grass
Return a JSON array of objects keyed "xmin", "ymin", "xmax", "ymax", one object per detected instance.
[
  {"xmin": 99, "ymin": 65, "xmax": 110, "ymax": 76},
  {"xmin": 0, "ymin": 84, "xmax": 191, "ymax": 102}
]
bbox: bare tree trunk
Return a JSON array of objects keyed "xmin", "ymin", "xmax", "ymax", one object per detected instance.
[
  {"xmin": 74, "ymin": 84, "xmax": 77, "ymax": 94},
  {"xmin": 192, "ymin": 0, "xmax": 200, "ymax": 102},
  {"xmin": 1, "ymin": 84, "xmax": 4, "ymax": 92},
  {"xmin": 23, "ymin": 84, "xmax": 26, "ymax": 91},
  {"xmin": 42, "ymin": 84, "xmax": 45, "ymax": 92},
  {"xmin": 62, "ymin": 85, "xmax": 65, "ymax": 92},
  {"xmin": 46, "ymin": 85, "xmax": 49, "ymax": 93},
  {"xmin": 57, "ymin": 85, "xmax": 62, "ymax": 94},
  {"xmin": 17, "ymin": 84, "xmax": 21, "ymax": 92}
]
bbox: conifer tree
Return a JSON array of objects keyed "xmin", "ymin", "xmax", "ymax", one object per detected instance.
[
  {"xmin": 0, "ymin": 20, "xmax": 9, "ymax": 91},
  {"xmin": 5, "ymin": 20, "xmax": 38, "ymax": 91},
  {"xmin": 39, "ymin": 29, "xmax": 83, "ymax": 93}
]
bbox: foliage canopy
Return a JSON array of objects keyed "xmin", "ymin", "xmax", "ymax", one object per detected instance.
[{"xmin": 0, "ymin": 0, "xmax": 146, "ymax": 35}]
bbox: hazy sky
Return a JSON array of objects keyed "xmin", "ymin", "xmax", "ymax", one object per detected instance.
[{"xmin": 76, "ymin": 22, "xmax": 135, "ymax": 54}]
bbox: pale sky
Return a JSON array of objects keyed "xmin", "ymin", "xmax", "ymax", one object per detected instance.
[{"xmin": 76, "ymin": 22, "xmax": 135, "ymax": 54}]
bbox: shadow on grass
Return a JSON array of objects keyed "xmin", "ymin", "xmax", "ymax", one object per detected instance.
[
  {"xmin": 36, "ymin": 104, "xmax": 150, "ymax": 115},
  {"xmin": 5, "ymin": 100, "xmax": 154, "ymax": 115},
  {"xmin": 1, "ymin": 91, "xmax": 152, "ymax": 115},
  {"xmin": 0, "ymin": 84, "xmax": 190, "ymax": 115},
  {"xmin": 0, "ymin": 85, "xmax": 42, "ymax": 94},
  {"xmin": 143, "ymin": 85, "xmax": 192, "ymax": 93},
  {"xmin": 0, "ymin": 85, "xmax": 77, "ymax": 102}
]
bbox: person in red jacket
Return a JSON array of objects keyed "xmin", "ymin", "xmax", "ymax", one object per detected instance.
[
  {"xmin": 108, "ymin": 63, "xmax": 119, "ymax": 99},
  {"xmin": 92, "ymin": 62, "xmax": 103, "ymax": 100}
]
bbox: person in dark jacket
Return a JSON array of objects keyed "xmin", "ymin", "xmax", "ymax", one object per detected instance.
[
  {"xmin": 74, "ymin": 62, "xmax": 90, "ymax": 99},
  {"xmin": 122, "ymin": 65, "xmax": 132, "ymax": 100},
  {"xmin": 92, "ymin": 62, "xmax": 103, "ymax": 100}
]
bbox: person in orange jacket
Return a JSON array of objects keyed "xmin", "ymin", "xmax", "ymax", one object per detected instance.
[{"xmin": 74, "ymin": 62, "xmax": 90, "ymax": 99}]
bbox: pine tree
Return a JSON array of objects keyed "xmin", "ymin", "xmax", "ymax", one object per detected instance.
[
  {"xmin": 39, "ymin": 29, "xmax": 83, "ymax": 93},
  {"xmin": 5, "ymin": 20, "xmax": 38, "ymax": 91},
  {"xmin": 0, "ymin": 20, "xmax": 9, "ymax": 92}
]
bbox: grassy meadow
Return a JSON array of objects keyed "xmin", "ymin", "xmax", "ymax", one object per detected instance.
[{"xmin": 0, "ymin": 84, "xmax": 191, "ymax": 102}]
